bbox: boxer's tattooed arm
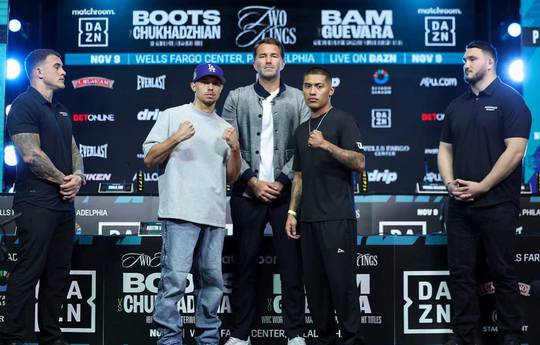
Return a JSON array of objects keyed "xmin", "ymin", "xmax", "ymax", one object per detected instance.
[{"xmin": 11, "ymin": 133, "xmax": 65, "ymax": 184}]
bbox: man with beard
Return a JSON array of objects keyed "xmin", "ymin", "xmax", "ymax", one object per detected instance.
[
  {"xmin": 143, "ymin": 63, "xmax": 241, "ymax": 345},
  {"xmin": 285, "ymin": 67, "xmax": 366, "ymax": 345},
  {"xmin": 222, "ymin": 38, "xmax": 310, "ymax": 345},
  {"xmin": 438, "ymin": 41, "xmax": 531, "ymax": 345}
]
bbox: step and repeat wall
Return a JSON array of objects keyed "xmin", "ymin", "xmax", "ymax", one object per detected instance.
[
  {"xmin": 55, "ymin": 0, "xmax": 477, "ymax": 194},
  {"xmin": 0, "ymin": 235, "xmax": 539, "ymax": 345}
]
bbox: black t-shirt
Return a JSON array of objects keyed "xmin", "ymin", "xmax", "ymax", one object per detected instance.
[
  {"xmin": 7, "ymin": 87, "xmax": 74, "ymax": 211},
  {"xmin": 440, "ymin": 78, "xmax": 531, "ymax": 208},
  {"xmin": 292, "ymin": 108, "xmax": 364, "ymax": 222}
]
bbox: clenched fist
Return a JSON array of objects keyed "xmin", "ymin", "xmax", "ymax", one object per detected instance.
[
  {"xmin": 223, "ymin": 127, "xmax": 240, "ymax": 151},
  {"xmin": 174, "ymin": 121, "xmax": 195, "ymax": 143},
  {"xmin": 308, "ymin": 130, "xmax": 327, "ymax": 149}
]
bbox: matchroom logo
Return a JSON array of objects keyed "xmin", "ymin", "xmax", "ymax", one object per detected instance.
[
  {"xmin": 35, "ymin": 270, "xmax": 97, "ymax": 333},
  {"xmin": 403, "ymin": 270, "xmax": 452, "ymax": 334}
]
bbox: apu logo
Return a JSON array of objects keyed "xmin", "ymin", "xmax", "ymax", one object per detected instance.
[
  {"xmin": 78, "ymin": 18, "xmax": 109, "ymax": 47},
  {"xmin": 419, "ymin": 77, "xmax": 457, "ymax": 87},
  {"xmin": 35, "ymin": 270, "xmax": 96, "ymax": 333},
  {"xmin": 379, "ymin": 221, "xmax": 427, "ymax": 235},
  {"xmin": 236, "ymin": 6, "xmax": 297, "ymax": 47},
  {"xmin": 371, "ymin": 109, "xmax": 391, "ymax": 128},
  {"xmin": 403, "ymin": 271, "xmax": 452, "ymax": 334},
  {"xmin": 425, "ymin": 16, "xmax": 456, "ymax": 46}
]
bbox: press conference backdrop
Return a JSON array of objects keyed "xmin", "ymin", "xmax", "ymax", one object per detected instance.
[{"xmin": 55, "ymin": 0, "xmax": 478, "ymax": 194}]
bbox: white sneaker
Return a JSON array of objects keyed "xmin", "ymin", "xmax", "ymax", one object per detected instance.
[
  {"xmin": 287, "ymin": 336, "xmax": 306, "ymax": 345},
  {"xmin": 224, "ymin": 336, "xmax": 251, "ymax": 345}
]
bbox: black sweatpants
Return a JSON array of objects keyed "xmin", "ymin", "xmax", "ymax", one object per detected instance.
[
  {"xmin": 446, "ymin": 201, "xmax": 523, "ymax": 344},
  {"xmin": 230, "ymin": 194, "xmax": 305, "ymax": 340},
  {"xmin": 300, "ymin": 220, "xmax": 365, "ymax": 345},
  {"xmin": 0, "ymin": 206, "xmax": 75, "ymax": 345}
]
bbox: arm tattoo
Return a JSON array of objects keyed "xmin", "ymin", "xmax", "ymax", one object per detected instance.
[
  {"xmin": 289, "ymin": 172, "xmax": 303, "ymax": 211},
  {"xmin": 327, "ymin": 144, "xmax": 365, "ymax": 173},
  {"xmin": 11, "ymin": 133, "xmax": 65, "ymax": 185},
  {"xmin": 71, "ymin": 137, "xmax": 84, "ymax": 175}
]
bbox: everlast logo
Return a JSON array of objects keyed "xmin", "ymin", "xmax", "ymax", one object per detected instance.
[
  {"xmin": 79, "ymin": 144, "xmax": 108, "ymax": 158},
  {"xmin": 137, "ymin": 75, "xmax": 166, "ymax": 90}
]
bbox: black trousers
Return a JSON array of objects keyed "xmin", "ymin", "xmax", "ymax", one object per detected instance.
[
  {"xmin": 230, "ymin": 194, "xmax": 305, "ymax": 340},
  {"xmin": 0, "ymin": 206, "xmax": 75, "ymax": 344},
  {"xmin": 300, "ymin": 220, "xmax": 365, "ymax": 345},
  {"xmin": 446, "ymin": 201, "xmax": 523, "ymax": 344}
]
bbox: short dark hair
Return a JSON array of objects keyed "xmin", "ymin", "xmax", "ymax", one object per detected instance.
[
  {"xmin": 252, "ymin": 38, "xmax": 285, "ymax": 59},
  {"xmin": 24, "ymin": 49, "xmax": 62, "ymax": 79},
  {"xmin": 466, "ymin": 41, "xmax": 497, "ymax": 63},
  {"xmin": 304, "ymin": 67, "xmax": 332, "ymax": 83}
]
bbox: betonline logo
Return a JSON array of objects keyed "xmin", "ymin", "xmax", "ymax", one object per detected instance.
[
  {"xmin": 403, "ymin": 271, "xmax": 452, "ymax": 334},
  {"xmin": 421, "ymin": 112, "xmax": 445, "ymax": 122},
  {"xmin": 73, "ymin": 113, "xmax": 115, "ymax": 122},
  {"xmin": 137, "ymin": 75, "xmax": 166, "ymax": 90}
]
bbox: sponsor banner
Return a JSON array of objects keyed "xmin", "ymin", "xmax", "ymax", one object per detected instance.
[
  {"xmin": 35, "ymin": 270, "xmax": 97, "ymax": 333},
  {"xmin": 98, "ymin": 222, "xmax": 140, "ymax": 235},
  {"xmin": 73, "ymin": 113, "xmax": 116, "ymax": 122},
  {"xmin": 137, "ymin": 108, "xmax": 162, "ymax": 121},
  {"xmin": 71, "ymin": 8, "xmax": 115, "ymax": 48},
  {"xmin": 131, "ymin": 9, "xmax": 222, "ymax": 47},
  {"xmin": 72, "ymin": 76, "xmax": 115, "ymax": 89},
  {"xmin": 419, "ymin": 77, "xmax": 458, "ymax": 87},
  {"xmin": 64, "ymin": 52, "xmax": 465, "ymax": 66},
  {"xmin": 363, "ymin": 145, "xmax": 410, "ymax": 157},
  {"xmin": 235, "ymin": 6, "xmax": 297, "ymax": 48},
  {"xmin": 137, "ymin": 75, "xmax": 166, "ymax": 90},
  {"xmin": 315, "ymin": 9, "xmax": 402, "ymax": 47},
  {"xmin": 79, "ymin": 144, "xmax": 108, "ymax": 158}
]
